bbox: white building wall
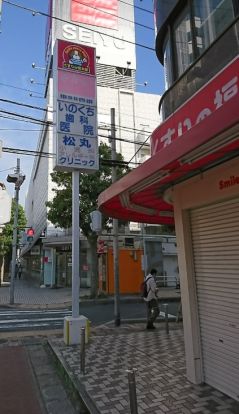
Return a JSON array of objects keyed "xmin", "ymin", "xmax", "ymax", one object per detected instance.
[{"xmin": 97, "ymin": 87, "xmax": 160, "ymax": 164}]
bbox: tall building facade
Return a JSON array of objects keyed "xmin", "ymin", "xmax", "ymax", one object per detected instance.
[{"xmin": 23, "ymin": 0, "xmax": 161, "ymax": 287}]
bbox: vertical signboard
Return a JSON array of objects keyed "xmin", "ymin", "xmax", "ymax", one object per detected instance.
[{"xmin": 54, "ymin": 39, "xmax": 99, "ymax": 172}]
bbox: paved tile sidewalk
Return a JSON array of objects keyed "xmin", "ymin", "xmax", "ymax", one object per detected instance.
[
  {"xmin": 0, "ymin": 279, "xmax": 87, "ymax": 307},
  {"xmin": 49, "ymin": 322, "xmax": 239, "ymax": 414}
]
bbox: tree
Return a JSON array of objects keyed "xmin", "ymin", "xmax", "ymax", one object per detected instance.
[
  {"xmin": 46, "ymin": 143, "xmax": 129, "ymax": 297},
  {"xmin": 0, "ymin": 201, "xmax": 26, "ymax": 281}
]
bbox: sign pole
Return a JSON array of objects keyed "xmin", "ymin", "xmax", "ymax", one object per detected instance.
[
  {"xmin": 111, "ymin": 108, "xmax": 120, "ymax": 326},
  {"xmin": 72, "ymin": 170, "xmax": 80, "ymax": 318},
  {"xmin": 54, "ymin": 40, "xmax": 98, "ymax": 345}
]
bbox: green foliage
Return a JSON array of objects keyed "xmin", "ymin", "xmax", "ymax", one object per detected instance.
[
  {"xmin": 46, "ymin": 143, "xmax": 129, "ymax": 237},
  {"xmin": 0, "ymin": 201, "xmax": 27, "ymax": 256}
]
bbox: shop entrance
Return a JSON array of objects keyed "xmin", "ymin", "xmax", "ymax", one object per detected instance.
[{"xmin": 190, "ymin": 197, "xmax": 239, "ymax": 401}]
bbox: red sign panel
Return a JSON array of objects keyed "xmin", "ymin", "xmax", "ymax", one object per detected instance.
[
  {"xmin": 71, "ymin": 0, "xmax": 118, "ymax": 29},
  {"xmin": 151, "ymin": 57, "xmax": 239, "ymax": 155},
  {"xmin": 58, "ymin": 40, "xmax": 96, "ymax": 76}
]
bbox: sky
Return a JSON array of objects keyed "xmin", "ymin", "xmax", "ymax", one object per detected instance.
[{"xmin": 0, "ymin": 0, "xmax": 165, "ymax": 206}]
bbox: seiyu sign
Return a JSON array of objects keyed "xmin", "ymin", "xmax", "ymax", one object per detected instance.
[{"xmin": 54, "ymin": 39, "xmax": 99, "ymax": 172}]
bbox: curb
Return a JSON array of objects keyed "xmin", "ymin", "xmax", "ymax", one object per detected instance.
[
  {"xmin": 47, "ymin": 339, "xmax": 100, "ymax": 414},
  {"xmin": 0, "ymin": 296, "xmax": 181, "ymax": 310}
]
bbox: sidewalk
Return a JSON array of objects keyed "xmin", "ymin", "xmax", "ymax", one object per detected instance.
[
  {"xmin": 0, "ymin": 277, "xmax": 181, "ymax": 308},
  {"xmin": 0, "ymin": 335, "xmax": 80, "ymax": 414},
  {"xmin": 0, "ymin": 279, "xmax": 238, "ymax": 413},
  {"xmin": 49, "ymin": 321, "xmax": 239, "ymax": 414}
]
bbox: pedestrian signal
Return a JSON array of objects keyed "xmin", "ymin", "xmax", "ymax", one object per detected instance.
[{"xmin": 90, "ymin": 210, "xmax": 102, "ymax": 233}]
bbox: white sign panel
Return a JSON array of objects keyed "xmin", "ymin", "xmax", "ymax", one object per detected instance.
[
  {"xmin": 56, "ymin": 133, "xmax": 99, "ymax": 171},
  {"xmin": 57, "ymin": 99, "xmax": 97, "ymax": 137}
]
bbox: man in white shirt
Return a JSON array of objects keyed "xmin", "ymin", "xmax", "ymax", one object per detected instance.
[{"xmin": 144, "ymin": 268, "xmax": 159, "ymax": 329}]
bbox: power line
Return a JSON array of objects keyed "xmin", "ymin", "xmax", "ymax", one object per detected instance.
[
  {"xmin": 128, "ymin": 132, "xmax": 151, "ymax": 164},
  {"xmin": 0, "ymin": 81, "xmax": 43, "ymax": 95},
  {"xmin": 0, "ymin": 98, "xmax": 51, "ymax": 112},
  {"xmin": 1, "ymin": 82, "xmax": 161, "ymax": 125},
  {"xmin": 120, "ymin": 0, "xmax": 153, "ymax": 15},
  {"xmin": 99, "ymin": 122, "xmax": 154, "ymax": 136},
  {"xmin": 2, "ymin": 146, "xmax": 140, "ymax": 166},
  {"xmin": 98, "ymin": 133, "xmax": 150, "ymax": 147},
  {"xmin": 0, "ymin": 94, "xmax": 159, "ymax": 132},
  {"xmin": 4, "ymin": 0, "xmax": 155, "ymax": 52},
  {"xmin": 0, "ymin": 114, "xmax": 47, "ymax": 124},
  {"xmin": 0, "ymin": 106, "xmax": 155, "ymax": 136},
  {"xmin": 0, "ymin": 109, "xmax": 52, "ymax": 125},
  {"xmin": 0, "ymin": 128, "xmax": 47, "ymax": 131}
]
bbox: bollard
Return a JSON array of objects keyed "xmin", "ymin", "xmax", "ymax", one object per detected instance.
[
  {"xmin": 164, "ymin": 303, "xmax": 169, "ymax": 334},
  {"xmin": 127, "ymin": 369, "xmax": 138, "ymax": 414},
  {"xmin": 80, "ymin": 327, "xmax": 85, "ymax": 374}
]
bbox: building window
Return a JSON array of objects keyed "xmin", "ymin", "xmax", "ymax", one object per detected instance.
[
  {"xmin": 115, "ymin": 67, "xmax": 132, "ymax": 77},
  {"xmin": 163, "ymin": 33, "xmax": 173, "ymax": 88},
  {"xmin": 161, "ymin": 0, "xmax": 237, "ymax": 84},
  {"xmin": 173, "ymin": 5, "xmax": 193, "ymax": 78},
  {"xmin": 193, "ymin": 0, "xmax": 235, "ymax": 55}
]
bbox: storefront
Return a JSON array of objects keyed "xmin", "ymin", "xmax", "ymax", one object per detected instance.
[{"xmin": 98, "ymin": 1, "xmax": 239, "ymax": 401}]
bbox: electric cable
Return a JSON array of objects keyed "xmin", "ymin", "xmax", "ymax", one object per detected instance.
[
  {"xmin": 0, "ymin": 109, "xmax": 52, "ymax": 125},
  {"xmin": 3, "ymin": 0, "xmax": 155, "ymax": 52},
  {"xmin": 0, "ymin": 81, "xmax": 43, "ymax": 95},
  {"xmin": 2, "ymin": 146, "xmax": 140, "ymax": 166},
  {"xmin": 0, "ymin": 98, "xmax": 51, "ymax": 112},
  {"xmin": 119, "ymin": 0, "xmax": 153, "ymax": 14},
  {"xmin": 0, "ymin": 105, "xmax": 156, "ymax": 136}
]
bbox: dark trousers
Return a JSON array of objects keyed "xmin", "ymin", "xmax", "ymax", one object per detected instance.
[{"xmin": 147, "ymin": 299, "xmax": 159, "ymax": 326}]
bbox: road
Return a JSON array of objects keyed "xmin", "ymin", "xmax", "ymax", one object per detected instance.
[{"xmin": 0, "ymin": 302, "xmax": 180, "ymax": 332}]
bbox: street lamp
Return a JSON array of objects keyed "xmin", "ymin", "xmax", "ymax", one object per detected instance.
[
  {"xmin": 7, "ymin": 158, "xmax": 25, "ymax": 304},
  {"xmin": 32, "ymin": 62, "xmax": 46, "ymax": 70},
  {"xmin": 136, "ymin": 81, "xmax": 148, "ymax": 87},
  {"xmin": 29, "ymin": 93, "xmax": 45, "ymax": 99},
  {"xmin": 30, "ymin": 78, "xmax": 45, "ymax": 86}
]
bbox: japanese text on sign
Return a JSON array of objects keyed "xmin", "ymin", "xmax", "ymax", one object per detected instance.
[
  {"xmin": 57, "ymin": 100, "xmax": 97, "ymax": 137},
  {"xmin": 57, "ymin": 133, "xmax": 98, "ymax": 170}
]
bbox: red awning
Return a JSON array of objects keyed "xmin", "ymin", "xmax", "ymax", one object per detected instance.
[{"xmin": 98, "ymin": 92, "xmax": 239, "ymax": 225}]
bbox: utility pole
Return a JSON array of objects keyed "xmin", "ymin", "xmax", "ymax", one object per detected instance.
[
  {"xmin": 8, "ymin": 159, "xmax": 25, "ymax": 305},
  {"xmin": 111, "ymin": 108, "xmax": 120, "ymax": 326}
]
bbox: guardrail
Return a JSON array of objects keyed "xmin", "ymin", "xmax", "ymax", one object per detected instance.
[{"xmin": 156, "ymin": 275, "xmax": 180, "ymax": 289}]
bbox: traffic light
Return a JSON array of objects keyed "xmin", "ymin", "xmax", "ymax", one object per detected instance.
[
  {"xmin": 90, "ymin": 210, "xmax": 102, "ymax": 233},
  {"xmin": 40, "ymin": 229, "xmax": 46, "ymax": 238},
  {"xmin": 26, "ymin": 227, "xmax": 34, "ymax": 242}
]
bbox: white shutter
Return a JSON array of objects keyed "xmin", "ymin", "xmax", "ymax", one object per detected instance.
[{"xmin": 190, "ymin": 198, "xmax": 239, "ymax": 401}]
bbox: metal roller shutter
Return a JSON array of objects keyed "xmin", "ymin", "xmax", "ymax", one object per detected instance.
[{"xmin": 190, "ymin": 198, "xmax": 239, "ymax": 401}]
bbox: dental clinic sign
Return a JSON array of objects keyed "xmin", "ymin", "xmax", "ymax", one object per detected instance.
[{"xmin": 54, "ymin": 39, "xmax": 98, "ymax": 172}]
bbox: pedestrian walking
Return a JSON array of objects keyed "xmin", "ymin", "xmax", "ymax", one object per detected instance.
[{"xmin": 144, "ymin": 268, "xmax": 159, "ymax": 330}]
